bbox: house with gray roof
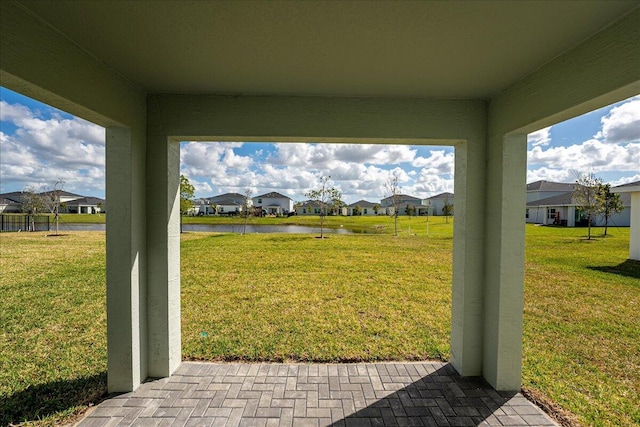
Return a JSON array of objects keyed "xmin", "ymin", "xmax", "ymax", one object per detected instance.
[
  {"xmin": 295, "ymin": 200, "xmax": 322, "ymax": 216},
  {"xmin": 425, "ymin": 192, "xmax": 454, "ymax": 216},
  {"xmin": 0, "ymin": 192, "xmax": 25, "ymax": 213},
  {"xmin": 253, "ymin": 192, "xmax": 294, "ymax": 216},
  {"xmin": 63, "ymin": 196, "xmax": 105, "ymax": 214},
  {"xmin": 347, "ymin": 200, "xmax": 379, "ymax": 216},
  {"xmin": 526, "ymin": 181, "xmax": 631, "ymax": 226}
]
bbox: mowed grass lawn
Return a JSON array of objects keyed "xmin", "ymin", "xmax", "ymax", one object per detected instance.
[{"xmin": 1, "ymin": 218, "xmax": 638, "ymax": 426}]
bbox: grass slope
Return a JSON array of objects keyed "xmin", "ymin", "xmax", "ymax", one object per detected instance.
[{"xmin": 0, "ymin": 221, "xmax": 638, "ymax": 426}]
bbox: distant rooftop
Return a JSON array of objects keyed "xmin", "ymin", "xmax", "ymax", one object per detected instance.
[{"xmin": 526, "ymin": 180, "xmax": 575, "ymax": 192}]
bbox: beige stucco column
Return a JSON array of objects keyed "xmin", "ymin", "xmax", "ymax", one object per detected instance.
[
  {"xmin": 482, "ymin": 134, "xmax": 527, "ymax": 390},
  {"xmin": 146, "ymin": 134, "xmax": 182, "ymax": 377},
  {"xmin": 105, "ymin": 127, "xmax": 148, "ymax": 391},
  {"xmin": 450, "ymin": 137, "xmax": 486, "ymax": 378},
  {"xmin": 612, "ymin": 183, "xmax": 640, "ymax": 261}
]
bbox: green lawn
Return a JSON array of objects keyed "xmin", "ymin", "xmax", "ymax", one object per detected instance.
[{"xmin": 1, "ymin": 220, "xmax": 638, "ymax": 426}]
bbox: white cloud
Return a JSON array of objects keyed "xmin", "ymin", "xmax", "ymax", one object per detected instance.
[
  {"xmin": 412, "ymin": 149, "xmax": 454, "ymax": 175},
  {"xmin": 0, "ymin": 101, "xmax": 105, "ymax": 195},
  {"xmin": 528, "ymin": 140, "xmax": 640, "ymax": 173},
  {"xmin": 595, "ymin": 97, "xmax": 640, "ymax": 144},
  {"xmin": 609, "ymin": 174, "xmax": 640, "ymax": 187},
  {"xmin": 527, "ymin": 126, "xmax": 552, "ymax": 147}
]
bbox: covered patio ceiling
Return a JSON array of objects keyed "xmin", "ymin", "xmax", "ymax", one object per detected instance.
[{"xmin": 17, "ymin": 0, "xmax": 639, "ymax": 98}]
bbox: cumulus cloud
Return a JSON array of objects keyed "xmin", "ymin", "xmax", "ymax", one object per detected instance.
[
  {"xmin": 412, "ymin": 150, "xmax": 455, "ymax": 175},
  {"xmin": 528, "ymin": 139, "xmax": 640, "ymax": 172},
  {"xmin": 527, "ymin": 126, "xmax": 552, "ymax": 147},
  {"xmin": 609, "ymin": 174, "xmax": 640, "ymax": 187},
  {"xmin": 0, "ymin": 100, "xmax": 105, "ymax": 195},
  {"xmin": 595, "ymin": 97, "xmax": 640, "ymax": 144}
]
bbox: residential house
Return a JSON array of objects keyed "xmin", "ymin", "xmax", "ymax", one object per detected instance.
[
  {"xmin": 347, "ymin": 200, "xmax": 378, "ymax": 216},
  {"xmin": 253, "ymin": 192, "xmax": 293, "ymax": 216},
  {"xmin": 64, "ymin": 196, "xmax": 105, "ymax": 214},
  {"xmin": 612, "ymin": 181, "xmax": 640, "ymax": 260},
  {"xmin": 380, "ymin": 194, "xmax": 417, "ymax": 216},
  {"xmin": 526, "ymin": 180, "xmax": 575, "ymax": 203},
  {"xmin": 525, "ymin": 180, "xmax": 631, "ymax": 226},
  {"xmin": 0, "ymin": 192, "xmax": 25, "ymax": 213},
  {"xmin": 201, "ymin": 192, "xmax": 250, "ymax": 215},
  {"xmin": 296, "ymin": 200, "xmax": 322, "ymax": 216},
  {"xmin": 425, "ymin": 192, "xmax": 454, "ymax": 216},
  {"xmin": 0, "ymin": 191, "xmax": 105, "ymax": 214}
]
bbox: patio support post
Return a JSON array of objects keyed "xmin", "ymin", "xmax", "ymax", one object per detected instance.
[
  {"xmin": 450, "ymin": 136, "xmax": 486, "ymax": 378},
  {"xmin": 631, "ymin": 192, "xmax": 640, "ymax": 260},
  {"xmin": 482, "ymin": 134, "xmax": 527, "ymax": 391},
  {"xmin": 106, "ymin": 127, "xmax": 147, "ymax": 391},
  {"xmin": 146, "ymin": 134, "xmax": 181, "ymax": 377}
]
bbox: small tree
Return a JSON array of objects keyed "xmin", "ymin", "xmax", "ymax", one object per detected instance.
[
  {"xmin": 353, "ymin": 205, "xmax": 362, "ymax": 216},
  {"xmin": 330, "ymin": 198, "xmax": 345, "ymax": 216},
  {"xmin": 404, "ymin": 204, "xmax": 416, "ymax": 216},
  {"xmin": 41, "ymin": 180, "xmax": 65, "ymax": 235},
  {"xmin": 442, "ymin": 198, "xmax": 453, "ymax": 224},
  {"xmin": 573, "ymin": 172, "xmax": 602, "ymax": 240},
  {"xmin": 305, "ymin": 176, "xmax": 342, "ymax": 238},
  {"xmin": 373, "ymin": 204, "xmax": 380, "ymax": 215},
  {"xmin": 596, "ymin": 183, "xmax": 623, "ymax": 236},
  {"xmin": 241, "ymin": 188, "xmax": 253, "ymax": 235},
  {"xmin": 179, "ymin": 175, "xmax": 195, "ymax": 233},
  {"xmin": 21, "ymin": 186, "xmax": 45, "ymax": 231},
  {"xmin": 385, "ymin": 174, "xmax": 401, "ymax": 236}
]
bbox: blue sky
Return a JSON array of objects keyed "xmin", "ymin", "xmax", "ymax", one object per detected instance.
[{"xmin": 1, "ymin": 86, "xmax": 638, "ymax": 204}]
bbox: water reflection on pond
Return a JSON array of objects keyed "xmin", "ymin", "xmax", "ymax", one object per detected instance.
[{"xmin": 58, "ymin": 223, "xmax": 367, "ymax": 234}]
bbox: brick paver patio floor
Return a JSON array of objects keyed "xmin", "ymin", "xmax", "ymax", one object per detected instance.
[{"xmin": 78, "ymin": 362, "xmax": 557, "ymax": 426}]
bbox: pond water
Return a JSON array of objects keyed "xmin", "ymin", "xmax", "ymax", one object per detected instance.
[{"xmin": 57, "ymin": 223, "xmax": 360, "ymax": 234}]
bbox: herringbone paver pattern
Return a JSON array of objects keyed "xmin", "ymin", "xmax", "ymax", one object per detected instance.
[{"xmin": 78, "ymin": 362, "xmax": 557, "ymax": 426}]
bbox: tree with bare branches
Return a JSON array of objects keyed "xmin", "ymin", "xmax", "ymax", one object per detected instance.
[
  {"xmin": 385, "ymin": 174, "xmax": 401, "ymax": 236},
  {"xmin": 41, "ymin": 180, "xmax": 65, "ymax": 235},
  {"xmin": 305, "ymin": 176, "xmax": 342, "ymax": 238}
]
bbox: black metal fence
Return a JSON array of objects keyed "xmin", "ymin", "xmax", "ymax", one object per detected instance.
[{"xmin": 0, "ymin": 215, "xmax": 50, "ymax": 232}]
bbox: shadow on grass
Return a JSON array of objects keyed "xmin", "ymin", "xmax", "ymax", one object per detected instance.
[
  {"xmin": 588, "ymin": 259, "xmax": 640, "ymax": 280},
  {"xmin": 0, "ymin": 372, "xmax": 107, "ymax": 426}
]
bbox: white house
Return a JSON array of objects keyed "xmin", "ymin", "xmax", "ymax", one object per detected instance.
[
  {"xmin": 525, "ymin": 181, "xmax": 631, "ymax": 226},
  {"xmin": 526, "ymin": 180, "xmax": 576, "ymax": 203},
  {"xmin": 253, "ymin": 192, "xmax": 294, "ymax": 216},
  {"xmin": 0, "ymin": 191, "xmax": 104, "ymax": 214},
  {"xmin": 64, "ymin": 196, "xmax": 105, "ymax": 214},
  {"xmin": 612, "ymin": 181, "xmax": 640, "ymax": 260},
  {"xmin": 425, "ymin": 192, "xmax": 454, "ymax": 216},
  {"xmin": 347, "ymin": 200, "xmax": 378, "ymax": 216}
]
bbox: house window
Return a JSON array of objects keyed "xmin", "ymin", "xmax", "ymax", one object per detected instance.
[
  {"xmin": 303, "ymin": 209, "xmax": 307, "ymax": 214},
  {"xmin": 364, "ymin": 209, "xmax": 368, "ymax": 214},
  {"xmin": 220, "ymin": 207, "xmax": 224, "ymax": 212},
  {"xmin": 547, "ymin": 208, "xmax": 556, "ymax": 219},
  {"xmin": 258, "ymin": 198, "xmax": 262, "ymax": 204},
  {"xmin": 526, "ymin": 209, "xmax": 529, "ymax": 219}
]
